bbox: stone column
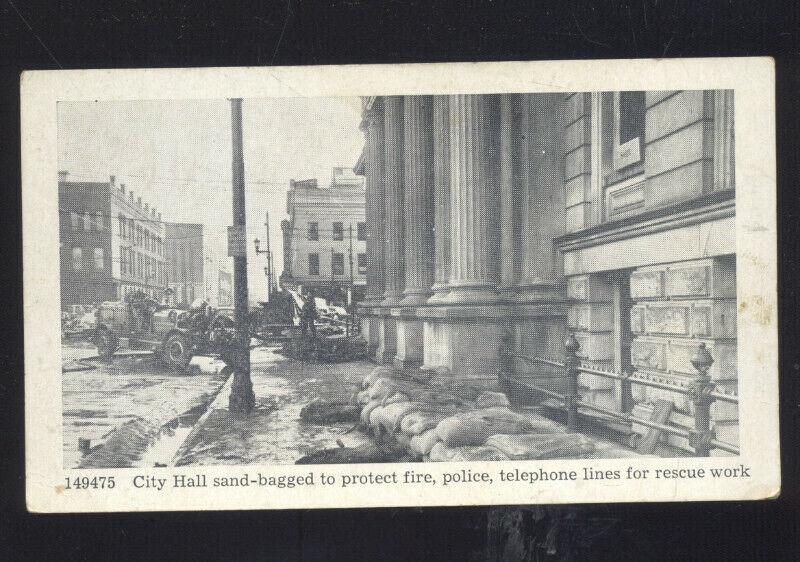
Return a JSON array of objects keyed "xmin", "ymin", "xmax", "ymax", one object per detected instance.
[
  {"xmin": 499, "ymin": 94, "xmax": 518, "ymax": 295},
  {"xmin": 362, "ymin": 99, "xmax": 386, "ymax": 305},
  {"xmin": 443, "ymin": 94, "xmax": 501, "ymax": 305},
  {"xmin": 380, "ymin": 96, "xmax": 405, "ymax": 306},
  {"xmin": 428, "ymin": 95, "xmax": 451, "ymax": 303},
  {"xmin": 376, "ymin": 96, "xmax": 403, "ymax": 363},
  {"xmin": 400, "ymin": 95, "xmax": 435, "ymax": 305},
  {"xmin": 393, "ymin": 96, "xmax": 434, "ymax": 367}
]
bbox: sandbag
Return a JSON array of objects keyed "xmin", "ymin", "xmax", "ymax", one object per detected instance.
[
  {"xmin": 371, "ymin": 401, "xmax": 423, "ymax": 433},
  {"xmin": 362, "ymin": 366, "xmax": 405, "ymax": 389},
  {"xmin": 357, "ymin": 389, "xmax": 372, "ymax": 405},
  {"xmin": 410, "ymin": 430, "xmax": 441, "ymax": 456},
  {"xmin": 361, "ymin": 399, "xmax": 383, "ymax": 424},
  {"xmin": 475, "ymin": 391, "xmax": 510, "ymax": 408},
  {"xmin": 368, "ymin": 378, "xmax": 427, "ymax": 402},
  {"xmin": 434, "ymin": 407, "xmax": 535, "ymax": 447},
  {"xmin": 518, "ymin": 412, "xmax": 568, "ymax": 435},
  {"xmin": 367, "ymin": 378, "xmax": 398, "ymax": 401},
  {"xmin": 381, "ymin": 391, "xmax": 411, "ymax": 406},
  {"xmin": 426, "ymin": 442, "xmax": 509, "ymax": 462},
  {"xmin": 485, "ymin": 433, "xmax": 596, "ymax": 460},
  {"xmin": 400, "ymin": 409, "xmax": 460, "ymax": 436},
  {"xmin": 394, "ymin": 431, "xmax": 412, "ymax": 449}
]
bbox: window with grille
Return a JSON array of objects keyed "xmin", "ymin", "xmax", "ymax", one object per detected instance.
[
  {"xmin": 308, "ymin": 222, "xmax": 319, "ymax": 241},
  {"xmin": 357, "ymin": 222, "xmax": 366, "ymax": 241},
  {"xmin": 357, "ymin": 253, "xmax": 366, "ymax": 274}
]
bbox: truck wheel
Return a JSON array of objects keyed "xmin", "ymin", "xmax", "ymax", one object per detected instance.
[
  {"xmin": 162, "ymin": 332, "xmax": 191, "ymax": 370},
  {"xmin": 95, "ymin": 328, "xmax": 118, "ymax": 359}
]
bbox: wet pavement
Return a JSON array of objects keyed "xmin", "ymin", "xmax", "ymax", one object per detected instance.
[
  {"xmin": 62, "ymin": 341, "xmax": 229, "ymax": 468},
  {"xmin": 174, "ymin": 347, "xmax": 374, "ymax": 466}
]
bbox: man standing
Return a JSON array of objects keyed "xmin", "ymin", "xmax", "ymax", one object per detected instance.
[{"xmin": 300, "ymin": 291, "xmax": 318, "ymax": 339}]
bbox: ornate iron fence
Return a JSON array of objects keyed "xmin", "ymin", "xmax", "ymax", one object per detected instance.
[{"xmin": 498, "ymin": 333, "xmax": 739, "ymax": 456}]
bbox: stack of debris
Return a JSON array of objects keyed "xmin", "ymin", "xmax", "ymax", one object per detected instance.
[
  {"xmin": 357, "ymin": 366, "xmax": 646, "ymax": 461},
  {"xmin": 280, "ymin": 331, "xmax": 368, "ymax": 363}
]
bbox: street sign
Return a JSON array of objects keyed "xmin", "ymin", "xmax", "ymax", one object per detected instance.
[{"xmin": 227, "ymin": 225, "xmax": 246, "ymax": 257}]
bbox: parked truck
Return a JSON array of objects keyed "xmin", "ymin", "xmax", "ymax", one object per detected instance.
[{"xmin": 92, "ymin": 294, "xmax": 236, "ymax": 370}]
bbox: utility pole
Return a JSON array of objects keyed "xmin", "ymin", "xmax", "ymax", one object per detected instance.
[
  {"xmin": 228, "ymin": 98, "xmax": 255, "ymax": 415},
  {"xmin": 347, "ymin": 223, "xmax": 354, "ymax": 337},
  {"xmin": 265, "ymin": 211, "xmax": 273, "ymax": 297}
]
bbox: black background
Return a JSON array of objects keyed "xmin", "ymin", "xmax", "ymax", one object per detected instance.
[{"xmin": 2, "ymin": 2, "xmax": 799, "ymax": 560}]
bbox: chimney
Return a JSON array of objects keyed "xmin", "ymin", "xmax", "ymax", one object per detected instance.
[
  {"xmin": 144, "ymin": 203, "xmax": 149, "ymax": 213},
  {"xmin": 110, "ymin": 175, "xmax": 116, "ymax": 188},
  {"xmin": 137, "ymin": 196, "xmax": 142, "ymax": 207},
  {"xmin": 58, "ymin": 170, "xmax": 68, "ymax": 182},
  {"xmin": 158, "ymin": 212, "xmax": 162, "ymax": 221},
  {"xmin": 129, "ymin": 190, "xmax": 134, "ymax": 201},
  {"xmin": 120, "ymin": 183, "xmax": 126, "ymax": 194},
  {"xmin": 151, "ymin": 208, "xmax": 156, "ymax": 218}
]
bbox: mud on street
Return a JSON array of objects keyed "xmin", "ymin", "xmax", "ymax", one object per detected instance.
[{"xmin": 63, "ymin": 341, "xmax": 373, "ymax": 468}]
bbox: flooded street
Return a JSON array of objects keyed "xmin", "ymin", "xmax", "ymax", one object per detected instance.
[
  {"xmin": 61, "ymin": 341, "xmax": 230, "ymax": 468},
  {"xmin": 174, "ymin": 347, "xmax": 375, "ymax": 466},
  {"xmin": 62, "ymin": 341, "xmax": 372, "ymax": 468}
]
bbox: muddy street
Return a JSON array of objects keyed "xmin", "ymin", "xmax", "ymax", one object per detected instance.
[{"xmin": 61, "ymin": 341, "xmax": 230, "ymax": 468}]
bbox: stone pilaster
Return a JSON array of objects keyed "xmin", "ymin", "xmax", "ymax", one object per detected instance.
[
  {"xmin": 400, "ymin": 95, "xmax": 435, "ymax": 305},
  {"xmin": 362, "ymin": 99, "xmax": 386, "ymax": 306},
  {"xmin": 428, "ymin": 95, "xmax": 451, "ymax": 303},
  {"xmin": 515, "ymin": 93, "xmax": 566, "ymax": 304},
  {"xmin": 442, "ymin": 94, "xmax": 501, "ymax": 305},
  {"xmin": 381, "ymin": 96, "xmax": 405, "ymax": 306}
]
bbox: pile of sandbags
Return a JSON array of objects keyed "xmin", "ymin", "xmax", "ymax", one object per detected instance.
[{"xmin": 356, "ymin": 366, "xmax": 599, "ymax": 462}]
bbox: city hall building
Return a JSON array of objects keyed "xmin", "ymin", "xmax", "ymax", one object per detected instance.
[{"xmin": 357, "ymin": 91, "xmax": 737, "ymax": 452}]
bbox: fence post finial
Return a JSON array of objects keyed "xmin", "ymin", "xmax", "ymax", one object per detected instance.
[
  {"xmin": 564, "ymin": 333, "xmax": 580, "ymax": 431},
  {"xmin": 689, "ymin": 342, "xmax": 716, "ymax": 457}
]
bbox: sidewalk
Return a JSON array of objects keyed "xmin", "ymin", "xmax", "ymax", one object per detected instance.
[{"xmin": 173, "ymin": 347, "xmax": 374, "ymax": 466}]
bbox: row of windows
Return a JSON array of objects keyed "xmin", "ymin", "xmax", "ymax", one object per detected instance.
[
  {"xmin": 307, "ymin": 221, "xmax": 366, "ymax": 242},
  {"xmin": 70, "ymin": 247, "xmax": 105, "ymax": 270},
  {"xmin": 69, "ymin": 211, "xmax": 104, "ymax": 232},
  {"xmin": 118, "ymin": 214, "xmax": 163, "ymax": 255},
  {"xmin": 307, "ymin": 252, "xmax": 366, "ymax": 276},
  {"xmin": 120, "ymin": 246, "xmax": 165, "ymax": 285}
]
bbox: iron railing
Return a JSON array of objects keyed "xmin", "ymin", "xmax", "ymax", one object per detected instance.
[{"xmin": 498, "ymin": 333, "xmax": 739, "ymax": 456}]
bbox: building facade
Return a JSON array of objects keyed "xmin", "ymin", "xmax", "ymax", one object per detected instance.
[
  {"xmin": 59, "ymin": 173, "xmax": 166, "ymax": 307},
  {"xmin": 358, "ymin": 91, "xmax": 736, "ymax": 453},
  {"xmin": 218, "ymin": 269, "xmax": 233, "ymax": 307},
  {"xmin": 164, "ymin": 222, "xmax": 204, "ymax": 307},
  {"xmin": 279, "ymin": 167, "xmax": 368, "ymax": 304}
]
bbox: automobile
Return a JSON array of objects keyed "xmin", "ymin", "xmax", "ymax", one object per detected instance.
[{"xmin": 92, "ymin": 294, "xmax": 236, "ymax": 370}]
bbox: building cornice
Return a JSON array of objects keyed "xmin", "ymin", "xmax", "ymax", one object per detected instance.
[{"xmin": 556, "ymin": 190, "xmax": 735, "ymax": 253}]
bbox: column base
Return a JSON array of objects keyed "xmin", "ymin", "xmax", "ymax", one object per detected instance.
[
  {"xmin": 398, "ymin": 290, "xmax": 432, "ymax": 306},
  {"xmin": 375, "ymin": 317, "xmax": 397, "ymax": 364},
  {"xmin": 441, "ymin": 284, "xmax": 500, "ymax": 305},
  {"xmin": 380, "ymin": 292, "xmax": 404, "ymax": 307},
  {"xmin": 426, "ymin": 284, "xmax": 450, "ymax": 304},
  {"xmin": 394, "ymin": 318, "xmax": 424, "ymax": 368}
]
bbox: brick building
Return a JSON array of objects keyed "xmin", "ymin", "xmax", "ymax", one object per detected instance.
[
  {"xmin": 357, "ymin": 91, "xmax": 736, "ymax": 454},
  {"xmin": 279, "ymin": 167, "xmax": 367, "ymax": 304},
  {"xmin": 59, "ymin": 173, "xmax": 166, "ymax": 307}
]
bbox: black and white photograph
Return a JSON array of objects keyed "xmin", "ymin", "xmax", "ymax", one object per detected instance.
[
  {"xmin": 22, "ymin": 59, "xmax": 778, "ymax": 512},
  {"xmin": 57, "ymin": 89, "xmax": 740, "ymax": 471}
]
